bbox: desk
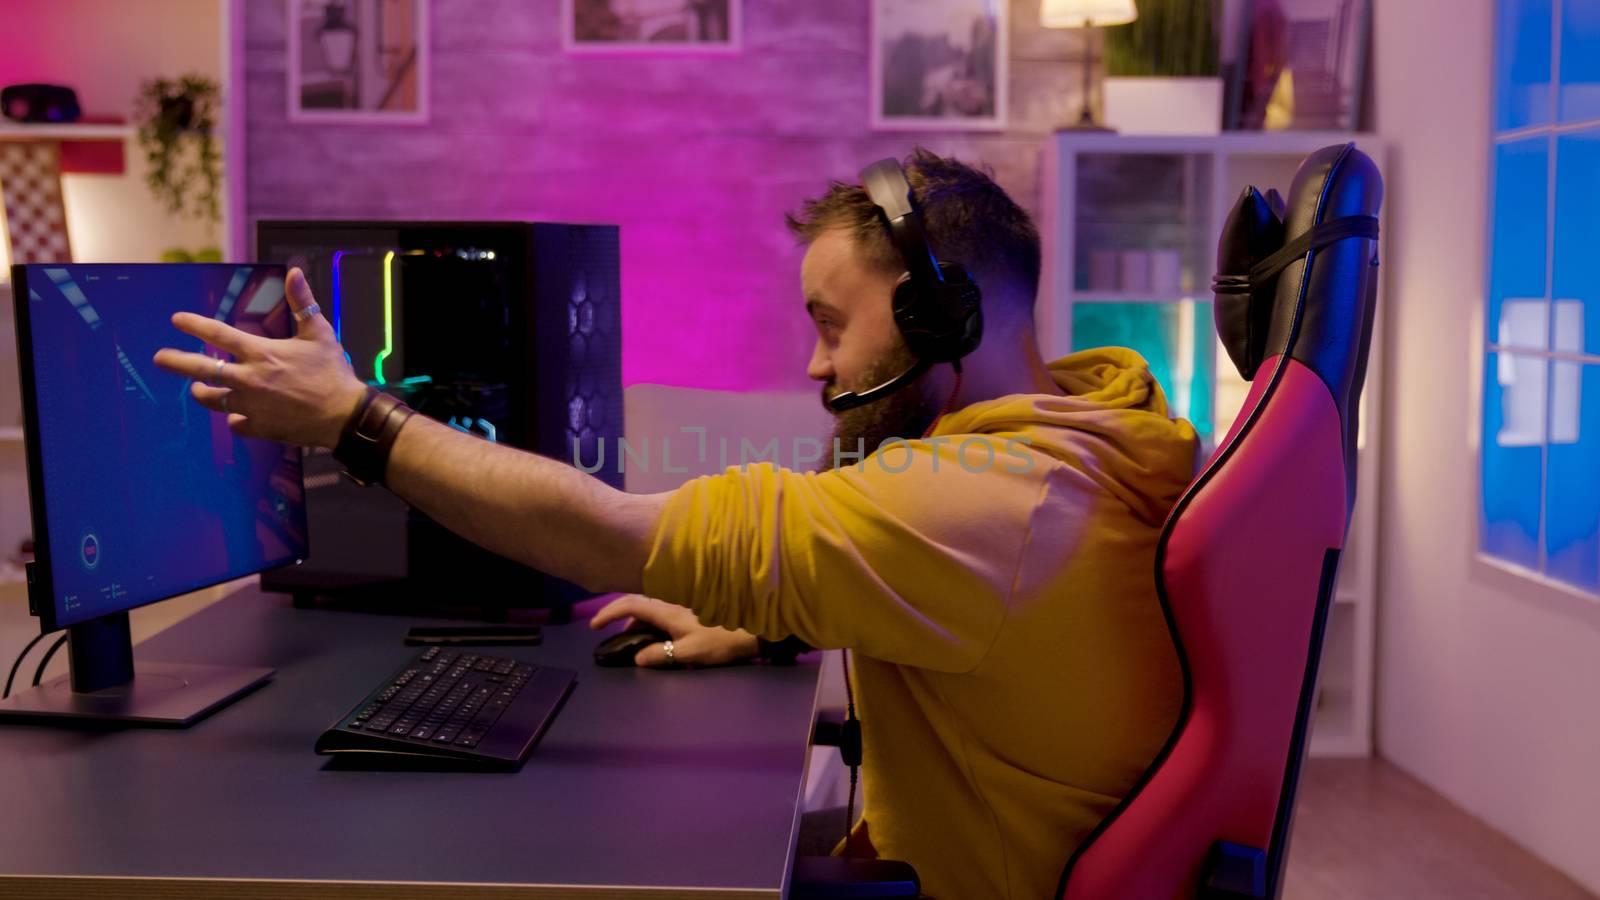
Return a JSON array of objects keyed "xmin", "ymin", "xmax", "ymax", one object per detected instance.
[{"xmin": 0, "ymin": 585, "xmax": 824, "ymax": 898}]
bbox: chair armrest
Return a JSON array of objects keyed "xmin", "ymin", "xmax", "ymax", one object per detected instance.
[{"xmin": 791, "ymin": 856, "xmax": 920, "ymax": 899}]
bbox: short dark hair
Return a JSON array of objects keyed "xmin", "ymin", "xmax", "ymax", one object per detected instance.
[{"xmin": 785, "ymin": 148, "xmax": 1041, "ymax": 313}]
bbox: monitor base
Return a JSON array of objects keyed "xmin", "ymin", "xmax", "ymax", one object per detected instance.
[{"xmin": 0, "ymin": 662, "xmax": 273, "ymax": 727}]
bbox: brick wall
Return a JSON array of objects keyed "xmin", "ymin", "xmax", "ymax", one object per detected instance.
[{"xmin": 245, "ymin": 0, "xmax": 1090, "ymax": 390}]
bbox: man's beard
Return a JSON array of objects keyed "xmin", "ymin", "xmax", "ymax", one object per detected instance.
[{"xmin": 818, "ymin": 345, "xmax": 940, "ymax": 472}]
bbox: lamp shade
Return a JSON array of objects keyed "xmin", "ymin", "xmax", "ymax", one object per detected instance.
[{"xmin": 1040, "ymin": 0, "xmax": 1137, "ymax": 28}]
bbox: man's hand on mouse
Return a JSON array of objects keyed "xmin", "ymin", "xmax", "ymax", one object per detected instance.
[
  {"xmin": 590, "ymin": 594, "xmax": 759, "ymax": 668},
  {"xmin": 152, "ymin": 267, "xmax": 368, "ymax": 448}
]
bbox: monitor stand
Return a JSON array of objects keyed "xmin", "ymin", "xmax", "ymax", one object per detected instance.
[{"xmin": 0, "ymin": 611, "xmax": 273, "ymax": 727}]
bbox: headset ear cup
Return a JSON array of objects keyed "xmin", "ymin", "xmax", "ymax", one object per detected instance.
[{"xmin": 892, "ymin": 265, "xmax": 983, "ymax": 363}]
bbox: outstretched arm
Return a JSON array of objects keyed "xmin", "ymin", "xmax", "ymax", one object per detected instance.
[
  {"xmin": 382, "ymin": 412, "xmax": 664, "ymax": 593},
  {"xmin": 152, "ymin": 267, "xmax": 661, "ymax": 594}
]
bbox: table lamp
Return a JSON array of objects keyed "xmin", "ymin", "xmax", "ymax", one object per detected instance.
[{"xmin": 1041, "ymin": 0, "xmax": 1138, "ymax": 130}]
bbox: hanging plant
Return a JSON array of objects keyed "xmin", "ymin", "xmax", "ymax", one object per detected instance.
[{"xmin": 135, "ymin": 74, "xmax": 221, "ymax": 223}]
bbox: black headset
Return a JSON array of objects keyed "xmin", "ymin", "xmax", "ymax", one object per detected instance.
[{"xmin": 822, "ymin": 158, "xmax": 984, "ymax": 412}]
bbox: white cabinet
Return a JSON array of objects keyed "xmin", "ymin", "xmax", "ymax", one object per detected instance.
[{"xmin": 1040, "ymin": 132, "xmax": 1386, "ymax": 757}]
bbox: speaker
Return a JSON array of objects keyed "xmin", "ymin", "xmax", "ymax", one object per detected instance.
[{"xmin": 1, "ymin": 84, "xmax": 80, "ymax": 124}]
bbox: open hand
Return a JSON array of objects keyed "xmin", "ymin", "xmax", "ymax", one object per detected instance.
[
  {"xmin": 590, "ymin": 594, "xmax": 759, "ymax": 668},
  {"xmin": 153, "ymin": 267, "xmax": 368, "ymax": 448}
]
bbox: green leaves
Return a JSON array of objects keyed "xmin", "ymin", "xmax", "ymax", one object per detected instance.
[
  {"xmin": 1103, "ymin": 0, "xmax": 1219, "ymax": 78},
  {"xmin": 135, "ymin": 74, "xmax": 222, "ymax": 224}
]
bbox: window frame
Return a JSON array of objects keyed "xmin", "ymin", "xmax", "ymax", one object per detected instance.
[{"xmin": 1479, "ymin": 0, "xmax": 1600, "ymax": 601}]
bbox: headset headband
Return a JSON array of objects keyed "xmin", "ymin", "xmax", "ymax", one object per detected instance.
[{"xmin": 859, "ymin": 159, "xmax": 944, "ymax": 288}]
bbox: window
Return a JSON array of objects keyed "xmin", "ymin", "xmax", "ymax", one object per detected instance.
[{"xmin": 1483, "ymin": 0, "xmax": 1600, "ymax": 593}]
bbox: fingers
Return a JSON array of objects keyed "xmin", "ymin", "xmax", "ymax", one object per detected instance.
[
  {"xmin": 226, "ymin": 413, "xmax": 264, "ymax": 439},
  {"xmin": 171, "ymin": 312, "xmax": 263, "ymax": 357},
  {"xmin": 285, "ymin": 267, "xmax": 335, "ymax": 341},
  {"xmin": 187, "ymin": 384, "xmax": 264, "ymax": 437},
  {"xmin": 633, "ymin": 642, "xmax": 672, "ymax": 668},
  {"xmin": 153, "ymin": 349, "xmax": 246, "ymax": 388},
  {"xmin": 589, "ymin": 594, "xmax": 647, "ymax": 630},
  {"xmin": 190, "ymin": 382, "xmax": 237, "ymax": 415}
]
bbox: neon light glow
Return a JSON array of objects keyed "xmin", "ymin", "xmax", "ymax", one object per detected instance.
[
  {"xmin": 373, "ymin": 250, "xmax": 396, "ymax": 385},
  {"xmin": 330, "ymin": 250, "xmax": 346, "ymax": 341}
]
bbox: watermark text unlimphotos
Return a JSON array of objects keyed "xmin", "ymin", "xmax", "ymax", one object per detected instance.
[{"xmin": 573, "ymin": 426, "xmax": 1034, "ymax": 475}]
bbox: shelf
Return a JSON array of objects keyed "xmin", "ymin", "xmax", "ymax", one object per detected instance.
[
  {"xmin": 1067, "ymin": 291, "xmax": 1201, "ymax": 304},
  {"xmin": 1057, "ymin": 130, "xmax": 1380, "ymax": 155},
  {"xmin": 0, "ymin": 122, "xmax": 133, "ymax": 141}
]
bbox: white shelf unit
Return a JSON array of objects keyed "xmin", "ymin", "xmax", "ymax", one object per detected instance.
[
  {"xmin": 1040, "ymin": 131, "xmax": 1386, "ymax": 757},
  {"xmin": 0, "ymin": 123, "xmax": 135, "ymax": 142},
  {"xmin": 0, "ymin": 0, "xmax": 244, "ymax": 588}
]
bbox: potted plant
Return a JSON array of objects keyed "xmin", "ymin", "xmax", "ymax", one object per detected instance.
[
  {"xmin": 1102, "ymin": 0, "xmax": 1222, "ymax": 134},
  {"xmin": 135, "ymin": 74, "xmax": 222, "ymax": 245}
]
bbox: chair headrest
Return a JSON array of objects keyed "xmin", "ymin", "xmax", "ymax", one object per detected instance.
[
  {"xmin": 1214, "ymin": 186, "xmax": 1286, "ymax": 380},
  {"xmin": 1212, "ymin": 143, "xmax": 1383, "ymax": 397}
]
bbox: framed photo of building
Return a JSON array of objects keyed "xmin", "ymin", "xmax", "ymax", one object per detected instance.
[
  {"xmin": 871, "ymin": 0, "xmax": 1007, "ymax": 131},
  {"xmin": 287, "ymin": 0, "xmax": 429, "ymax": 123},
  {"xmin": 564, "ymin": 0, "xmax": 741, "ymax": 53}
]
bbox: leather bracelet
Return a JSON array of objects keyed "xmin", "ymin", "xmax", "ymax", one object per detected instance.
[
  {"xmin": 332, "ymin": 387, "xmax": 416, "ymax": 487},
  {"xmin": 756, "ymin": 635, "xmax": 812, "ymax": 666}
]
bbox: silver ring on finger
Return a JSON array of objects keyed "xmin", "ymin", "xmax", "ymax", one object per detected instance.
[
  {"xmin": 220, "ymin": 391, "xmax": 230, "ymax": 415},
  {"xmin": 210, "ymin": 357, "xmax": 227, "ymax": 386},
  {"xmin": 662, "ymin": 640, "xmax": 676, "ymax": 664},
  {"xmin": 294, "ymin": 301, "xmax": 321, "ymax": 322}
]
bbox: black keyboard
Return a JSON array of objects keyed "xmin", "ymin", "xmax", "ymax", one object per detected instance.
[{"xmin": 315, "ymin": 646, "xmax": 575, "ymax": 770}]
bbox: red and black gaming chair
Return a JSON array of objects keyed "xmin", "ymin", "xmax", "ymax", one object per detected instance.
[{"xmin": 1057, "ymin": 142, "xmax": 1384, "ymax": 900}]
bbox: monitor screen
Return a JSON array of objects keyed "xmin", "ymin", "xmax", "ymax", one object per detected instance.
[{"xmin": 12, "ymin": 264, "xmax": 308, "ymax": 630}]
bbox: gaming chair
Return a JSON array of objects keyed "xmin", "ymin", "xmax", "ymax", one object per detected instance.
[{"xmin": 1056, "ymin": 142, "xmax": 1384, "ymax": 899}]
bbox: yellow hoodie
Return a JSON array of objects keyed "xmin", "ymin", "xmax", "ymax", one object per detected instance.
[{"xmin": 643, "ymin": 348, "xmax": 1199, "ymax": 899}]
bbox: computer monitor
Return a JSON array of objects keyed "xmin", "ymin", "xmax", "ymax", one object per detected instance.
[
  {"xmin": 252, "ymin": 221, "xmax": 622, "ymax": 619},
  {"xmin": 0, "ymin": 263, "xmax": 305, "ymax": 726}
]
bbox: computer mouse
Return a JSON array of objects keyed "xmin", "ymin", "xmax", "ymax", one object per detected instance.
[{"xmin": 593, "ymin": 623, "xmax": 671, "ymax": 667}]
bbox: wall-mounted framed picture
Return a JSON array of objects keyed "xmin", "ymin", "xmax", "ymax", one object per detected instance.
[
  {"xmin": 871, "ymin": 0, "xmax": 1007, "ymax": 131},
  {"xmin": 1230, "ymin": 0, "xmax": 1370, "ymax": 131},
  {"xmin": 564, "ymin": 0, "xmax": 742, "ymax": 53},
  {"xmin": 287, "ymin": 0, "xmax": 429, "ymax": 123}
]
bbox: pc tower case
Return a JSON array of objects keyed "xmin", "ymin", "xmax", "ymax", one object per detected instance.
[{"xmin": 254, "ymin": 221, "xmax": 622, "ymax": 617}]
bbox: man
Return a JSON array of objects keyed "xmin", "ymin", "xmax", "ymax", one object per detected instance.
[{"xmin": 154, "ymin": 150, "xmax": 1197, "ymax": 899}]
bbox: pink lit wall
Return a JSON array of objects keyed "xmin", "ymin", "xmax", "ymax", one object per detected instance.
[{"xmin": 243, "ymin": 0, "xmax": 1090, "ymax": 391}]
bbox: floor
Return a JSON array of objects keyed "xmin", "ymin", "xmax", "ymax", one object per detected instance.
[{"xmin": 1286, "ymin": 757, "xmax": 1595, "ymax": 900}]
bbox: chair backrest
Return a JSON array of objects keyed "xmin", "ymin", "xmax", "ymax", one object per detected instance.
[{"xmin": 1058, "ymin": 143, "xmax": 1384, "ymax": 900}]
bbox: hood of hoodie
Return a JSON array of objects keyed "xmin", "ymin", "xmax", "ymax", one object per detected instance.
[{"xmin": 930, "ymin": 346, "xmax": 1200, "ymax": 525}]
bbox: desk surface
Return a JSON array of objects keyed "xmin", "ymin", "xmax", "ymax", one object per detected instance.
[{"xmin": 0, "ymin": 586, "xmax": 823, "ymax": 898}]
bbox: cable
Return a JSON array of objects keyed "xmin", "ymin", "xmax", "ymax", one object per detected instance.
[
  {"xmin": 3, "ymin": 630, "xmax": 57, "ymax": 699},
  {"xmin": 830, "ymin": 363, "xmax": 964, "ymax": 851},
  {"xmin": 841, "ymin": 648, "xmax": 861, "ymax": 853},
  {"xmin": 920, "ymin": 362, "xmax": 964, "ymax": 440},
  {"xmin": 31, "ymin": 633, "xmax": 68, "ymax": 688}
]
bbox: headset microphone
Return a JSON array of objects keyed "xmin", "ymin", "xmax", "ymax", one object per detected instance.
[{"xmin": 822, "ymin": 359, "xmax": 932, "ymax": 413}]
